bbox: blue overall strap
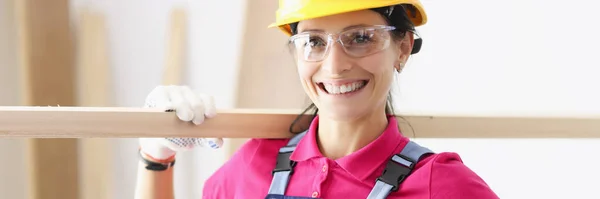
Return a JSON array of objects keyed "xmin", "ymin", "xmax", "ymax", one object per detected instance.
[
  {"xmin": 267, "ymin": 131, "xmax": 308, "ymax": 195},
  {"xmin": 366, "ymin": 141, "xmax": 434, "ymax": 199}
]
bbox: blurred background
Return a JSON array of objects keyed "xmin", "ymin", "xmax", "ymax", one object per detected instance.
[{"xmin": 1, "ymin": 0, "xmax": 600, "ymax": 199}]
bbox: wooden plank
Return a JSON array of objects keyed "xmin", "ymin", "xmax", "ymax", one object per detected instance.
[
  {"xmin": 13, "ymin": 0, "xmax": 79, "ymax": 198},
  {"xmin": 76, "ymin": 8, "xmax": 112, "ymax": 199},
  {"xmin": 0, "ymin": 106, "xmax": 599, "ymax": 138}
]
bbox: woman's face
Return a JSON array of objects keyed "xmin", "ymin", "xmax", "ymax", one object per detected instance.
[{"xmin": 293, "ymin": 10, "xmax": 413, "ymax": 121}]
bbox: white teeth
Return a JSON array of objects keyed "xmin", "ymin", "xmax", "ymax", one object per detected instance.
[
  {"xmin": 322, "ymin": 81, "xmax": 365, "ymax": 94},
  {"xmin": 340, "ymin": 85, "xmax": 347, "ymax": 93}
]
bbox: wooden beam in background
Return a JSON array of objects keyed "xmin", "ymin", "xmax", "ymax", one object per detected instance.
[
  {"xmin": 76, "ymin": 8, "xmax": 113, "ymax": 199},
  {"xmin": 162, "ymin": 7, "xmax": 187, "ymax": 85},
  {"xmin": 0, "ymin": 106, "xmax": 600, "ymax": 139},
  {"xmin": 14, "ymin": 0, "xmax": 76, "ymax": 105},
  {"xmin": 13, "ymin": 0, "xmax": 79, "ymax": 198},
  {"xmin": 77, "ymin": 9, "xmax": 111, "ymax": 107}
]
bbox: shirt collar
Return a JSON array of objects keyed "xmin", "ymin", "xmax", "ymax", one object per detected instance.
[
  {"xmin": 289, "ymin": 115, "xmax": 324, "ymax": 162},
  {"xmin": 289, "ymin": 115, "xmax": 407, "ymax": 181}
]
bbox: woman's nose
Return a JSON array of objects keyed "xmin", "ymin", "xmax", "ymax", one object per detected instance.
[{"xmin": 321, "ymin": 42, "xmax": 352, "ymax": 75}]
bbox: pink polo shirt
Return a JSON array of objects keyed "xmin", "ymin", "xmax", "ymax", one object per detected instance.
[{"xmin": 203, "ymin": 116, "xmax": 499, "ymax": 199}]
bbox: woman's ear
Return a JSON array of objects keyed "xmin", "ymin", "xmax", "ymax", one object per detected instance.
[
  {"xmin": 397, "ymin": 32, "xmax": 415, "ymax": 63},
  {"xmin": 394, "ymin": 32, "xmax": 414, "ymax": 71}
]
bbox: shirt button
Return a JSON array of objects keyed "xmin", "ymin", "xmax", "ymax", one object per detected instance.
[
  {"xmin": 322, "ymin": 165, "xmax": 328, "ymax": 172},
  {"xmin": 311, "ymin": 191, "xmax": 319, "ymax": 198}
]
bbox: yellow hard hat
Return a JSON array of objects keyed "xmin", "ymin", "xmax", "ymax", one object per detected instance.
[{"xmin": 269, "ymin": 0, "xmax": 427, "ymax": 36}]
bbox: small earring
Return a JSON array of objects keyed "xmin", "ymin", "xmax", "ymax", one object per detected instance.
[{"xmin": 397, "ymin": 63, "xmax": 404, "ymax": 72}]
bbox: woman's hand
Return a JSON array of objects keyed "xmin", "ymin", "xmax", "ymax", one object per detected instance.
[{"xmin": 139, "ymin": 85, "xmax": 224, "ymax": 161}]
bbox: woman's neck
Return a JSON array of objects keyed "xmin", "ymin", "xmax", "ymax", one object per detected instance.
[{"xmin": 316, "ymin": 109, "xmax": 389, "ymax": 160}]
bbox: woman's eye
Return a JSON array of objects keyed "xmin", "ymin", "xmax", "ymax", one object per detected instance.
[
  {"xmin": 353, "ymin": 34, "xmax": 372, "ymax": 44},
  {"xmin": 308, "ymin": 38, "xmax": 325, "ymax": 47}
]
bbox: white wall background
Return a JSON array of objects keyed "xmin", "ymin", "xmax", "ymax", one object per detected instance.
[
  {"xmin": 401, "ymin": 1, "xmax": 600, "ymax": 198},
  {"xmin": 1, "ymin": 0, "xmax": 600, "ymax": 199}
]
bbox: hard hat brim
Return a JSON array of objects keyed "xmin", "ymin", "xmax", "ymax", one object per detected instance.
[{"xmin": 268, "ymin": 1, "xmax": 427, "ymax": 36}]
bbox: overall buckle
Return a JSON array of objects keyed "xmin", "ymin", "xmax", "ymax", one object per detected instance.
[{"xmin": 376, "ymin": 154, "xmax": 416, "ymax": 191}]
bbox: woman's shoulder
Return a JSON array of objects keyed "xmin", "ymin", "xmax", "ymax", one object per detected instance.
[
  {"xmin": 413, "ymin": 151, "xmax": 500, "ymax": 199},
  {"xmin": 202, "ymin": 138, "xmax": 291, "ymax": 198},
  {"xmin": 211, "ymin": 137, "xmax": 291, "ymax": 171},
  {"xmin": 227, "ymin": 138, "xmax": 291, "ymax": 164}
]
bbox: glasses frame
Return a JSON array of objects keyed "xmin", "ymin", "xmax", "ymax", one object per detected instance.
[{"xmin": 287, "ymin": 25, "xmax": 398, "ymax": 62}]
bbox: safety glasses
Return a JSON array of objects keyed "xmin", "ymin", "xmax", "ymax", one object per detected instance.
[{"xmin": 288, "ymin": 25, "xmax": 398, "ymax": 62}]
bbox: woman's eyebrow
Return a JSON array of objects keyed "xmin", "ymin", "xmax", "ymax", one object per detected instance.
[
  {"xmin": 342, "ymin": 24, "xmax": 369, "ymax": 31},
  {"xmin": 299, "ymin": 28, "xmax": 324, "ymax": 33},
  {"xmin": 299, "ymin": 24, "xmax": 370, "ymax": 33}
]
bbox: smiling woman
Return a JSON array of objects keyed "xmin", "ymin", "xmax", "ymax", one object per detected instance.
[
  {"xmin": 288, "ymin": 9, "xmax": 417, "ymax": 160},
  {"xmin": 134, "ymin": 1, "xmax": 500, "ymax": 199}
]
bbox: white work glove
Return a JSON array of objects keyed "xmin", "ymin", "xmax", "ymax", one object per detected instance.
[{"xmin": 139, "ymin": 85, "xmax": 224, "ymax": 161}]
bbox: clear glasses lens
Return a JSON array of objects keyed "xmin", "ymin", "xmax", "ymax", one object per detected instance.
[
  {"xmin": 290, "ymin": 33, "xmax": 330, "ymax": 62},
  {"xmin": 289, "ymin": 26, "xmax": 395, "ymax": 62}
]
